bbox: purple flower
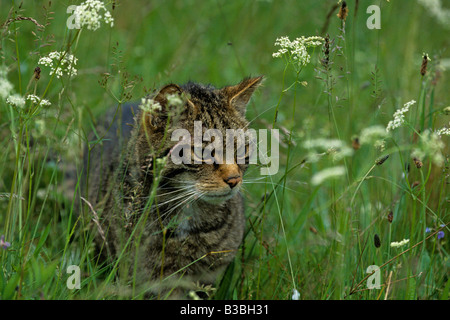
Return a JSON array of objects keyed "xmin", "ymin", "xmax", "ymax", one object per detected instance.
[
  {"xmin": 0, "ymin": 235, "xmax": 11, "ymax": 250},
  {"xmin": 425, "ymin": 227, "xmax": 431, "ymax": 233},
  {"xmin": 437, "ymin": 231, "xmax": 445, "ymax": 240}
]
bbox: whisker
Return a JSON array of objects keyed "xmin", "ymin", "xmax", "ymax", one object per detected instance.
[{"xmin": 241, "ymin": 181, "xmax": 299, "ymax": 193}]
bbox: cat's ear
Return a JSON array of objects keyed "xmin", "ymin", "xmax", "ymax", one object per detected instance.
[
  {"xmin": 142, "ymin": 84, "xmax": 196, "ymax": 131},
  {"xmin": 153, "ymin": 84, "xmax": 182, "ymax": 107},
  {"xmin": 222, "ymin": 76, "xmax": 263, "ymax": 115}
]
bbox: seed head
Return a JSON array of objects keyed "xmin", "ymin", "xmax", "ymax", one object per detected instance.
[
  {"xmin": 34, "ymin": 66, "xmax": 41, "ymax": 80},
  {"xmin": 413, "ymin": 157, "xmax": 423, "ymax": 169},
  {"xmin": 375, "ymin": 154, "xmax": 389, "ymax": 166},
  {"xmin": 352, "ymin": 137, "xmax": 361, "ymax": 150},
  {"xmin": 420, "ymin": 53, "xmax": 431, "ymax": 76},
  {"xmin": 374, "ymin": 234, "xmax": 381, "ymax": 248},
  {"xmin": 387, "ymin": 210, "xmax": 393, "ymax": 223},
  {"xmin": 337, "ymin": 1, "xmax": 349, "ymax": 21},
  {"xmin": 321, "ymin": 34, "xmax": 331, "ymax": 68}
]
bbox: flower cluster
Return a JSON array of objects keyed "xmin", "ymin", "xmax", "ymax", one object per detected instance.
[
  {"xmin": 426, "ymin": 226, "xmax": 445, "ymax": 239},
  {"xmin": 412, "ymin": 129, "xmax": 445, "ymax": 166},
  {"xmin": 292, "ymin": 289, "xmax": 300, "ymax": 300},
  {"xmin": 303, "ymin": 138, "xmax": 353, "ymax": 162},
  {"xmin": 386, "ymin": 100, "xmax": 416, "ymax": 132},
  {"xmin": 311, "ymin": 166, "xmax": 346, "ymax": 186},
  {"xmin": 166, "ymin": 93, "xmax": 184, "ymax": 108},
  {"xmin": 359, "ymin": 125, "xmax": 388, "ymax": 151},
  {"xmin": 26, "ymin": 94, "xmax": 51, "ymax": 107},
  {"xmin": 6, "ymin": 94, "xmax": 51, "ymax": 109},
  {"xmin": 435, "ymin": 125, "xmax": 450, "ymax": 137},
  {"xmin": 38, "ymin": 51, "xmax": 78, "ymax": 78},
  {"xmin": 6, "ymin": 94, "xmax": 25, "ymax": 108},
  {"xmin": 272, "ymin": 35, "xmax": 324, "ymax": 71},
  {"xmin": 390, "ymin": 238, "xmax": 410, "ymax": 248},
  {"xmin": 139, "ymin": 97, "xmax": 162, "ymax": 114},
  {"xmin": 0, "ymin": 67, "xmax": 14, "ymax": 100},
  {"xmin": 417, "ymin": 0, "xmax": 450, "ymax": 29},
  {"xmin": 0, "ymin": 235, "xmax": 10, "ymax": 250},
  {"xmin": 73, "ymin": 0, "xmax": 114, "ymax": 31}
]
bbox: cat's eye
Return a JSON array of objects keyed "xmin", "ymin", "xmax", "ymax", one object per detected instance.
[
  {"xmin": 236, "ymin": 144, "xmax": 250, "ymax": 164},
  {"xmin": 191, "ymin": 146, "xmax": 203, "ymax": 163}
]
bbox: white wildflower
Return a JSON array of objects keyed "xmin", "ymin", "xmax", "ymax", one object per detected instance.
[
  {"xmin": 0, "ymin": 78, "xmax": 14, "ymax": 100},
  {"xmin": 360, "ymin": 125, "xmax": 388, "ymax": 143},
  {"xmin": 26, "ymin": 94, "xmax": 51, "ymax": 107},
  {"xmin": 311, "ymin": 166, "xmax": 346, "ymax": 185},
  {"xmin": 292, "ymin": 289, "xmax": 300, "ymax": 300},
  {"xmin": 386, "ymin": 100, "xmax": 416, "ymax": 132},
  {"xmin": 360, "ymin": 125, "xmax": 389, "ymax": 151},
  {"xmin": 416, "ymin": 0, "xmax": 450, "ymax": 29},
  {"xmin": 435, "ymin": 125, "xmax": 450, "ymax": 136},
  {"xmin": 73, "ymin": 0, "xmax": 115, "ymax": 31},
  {"xmin": 103, "ymin": 11, "xmax": 114, "ymax": 27},
  {"xmin": 412, "ymin": 129, "xmax": 445, "ymax": 166},
  {"xmin": 0, "ymin": 67, "xmax": 14, "ymax": 100},
  {"xmin": 166, "ymin": 93, "xmax": 183, "ymax": 108},
  {"xmin": 273, "ymin": 35, "xmax": 324, "ymax": 70},
  {"xmin": 443, "ymin": 107, "xmax": 450, "ymax": 115},
  {"xmin": 6, "ymin": 94, "xmax": 25, "ymax": 108},
  {"xmin": 139, "ymin": 97, "xmax": 162, "ymax": 113},
  {"xmin": 303, "ymin": 138, "xmax": 353, "ymax": 162},
  {"xmin": 390, "ymin": 239, "xmax": 410, "ymax": 248},
  {"xmin": 0, "ymin": 66, "xmax": 7, "ymax": 78},
  {"xmin": 38, "ymin": 51, "xmax": 78, "ymax": 78}
]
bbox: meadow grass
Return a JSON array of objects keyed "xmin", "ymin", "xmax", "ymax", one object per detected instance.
[{"xmin": 0, "ymin": 0, "xmax": 448, "ymax": 300}]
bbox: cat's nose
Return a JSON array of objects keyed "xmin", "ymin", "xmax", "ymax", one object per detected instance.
[
  {"xmin": 224, "ymin": 175, "xmax": 242, "ymax": 189},
  {"xmin": 218, "ymin": 164, "xmax": 242, "ymax": 189}
]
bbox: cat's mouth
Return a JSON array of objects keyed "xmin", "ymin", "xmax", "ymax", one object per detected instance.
[{"xmin": 200, "ymin": 188, "xmax": 239, "ymax": 204}]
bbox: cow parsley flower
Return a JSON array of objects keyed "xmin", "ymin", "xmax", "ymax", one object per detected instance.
[
  {"xmin": 6, "ymin": 94, "xmax": 25, "ymax": 108},
  {"xmin": 273, "ymin": 35, "xmax": 324, "ymax": 71},
  {"xmin": 359, "ymin": 125, "xmax": 388, "ymax": 150},
  {"xmin": 386, "ymin": 100, "xmax": 416, "ymax": 132},
  {"xmin": 73, "ymin": 0, "xmax": 115, "ymax": 31},
  {"xmin": 0, "ymin": 66, "xmax": 14, "ymax": 100},
  {"xmin": 303, "ymin": 138, "xmax": 353, "ymax": 162},
  {"xmin": 311, "ymin": 166, "xmax": 346, "ymax": 186},
  {"xmin": 412, "ymin": 129, "xmax": 445, "ymax": 166},
  {"xmin": 166, "ymin": 93, "xmax": 184, "ymax": 108},
  {"xmin": 38, "ymin": 51, "xmax": 78, "ymax": 78},
  {"xmin": 416, "ymin": 0, "xmax": 450, "ymax": 29},
  {"xmin": 435, "ymin": 125, "xmax": 450, "ymax": 136},
  {"xmin": 390, "ymin": 238, "xmax": 410, "ymax": 248},
  {"xmin": 139, "ymin": 97, "xmax": 161, "ymax": 114},
  {"xmin": 26, "ymin": 94, "xmax": 51, "ymax": 107},
  {"xmin": 292, "ymin": 289, "xmax": 300, "ymax": 300}
]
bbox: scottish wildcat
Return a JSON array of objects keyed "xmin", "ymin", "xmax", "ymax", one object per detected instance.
[{"xmin": 83, "ymin": 76, "xmax": 263, "ymax": 298}]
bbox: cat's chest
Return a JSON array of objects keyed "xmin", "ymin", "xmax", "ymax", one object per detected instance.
[
  {"xmin": 174, "ymin": 205, "xmax": 196, "ymax": 239},
  {"xmin": 172, "ymin": 202, "xmax": 227, "ymax": 239}
]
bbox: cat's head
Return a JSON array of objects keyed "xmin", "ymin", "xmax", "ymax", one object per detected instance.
[{"xmin": 136, "ymin": 76, "xmax": 263, "ymax": 205}]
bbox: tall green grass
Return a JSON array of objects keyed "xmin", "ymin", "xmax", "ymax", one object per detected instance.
[{"xmin": 0, "ymin": 0, "xmax": 448, "ymax": 300}]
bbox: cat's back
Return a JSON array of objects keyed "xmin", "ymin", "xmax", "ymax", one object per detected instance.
[{"xmin": 82, "ymin": 103, "xmax": 137, "ymax": 207}]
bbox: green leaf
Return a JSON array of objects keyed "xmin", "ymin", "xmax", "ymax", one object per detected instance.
[
  {"xmin": 406, "ymin": 275, "xmax": 417, "ymax": 300},
  {"xmin": 33, "ymin": 221, "xmax": 52, "ymax": 259},
  {"xmin": 2, "ymin": 272, "xmax": 21, "ymax": 299},
  {"xmin": 441, "ymin": 278, "xmax": 450, "ymax": 300}
]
